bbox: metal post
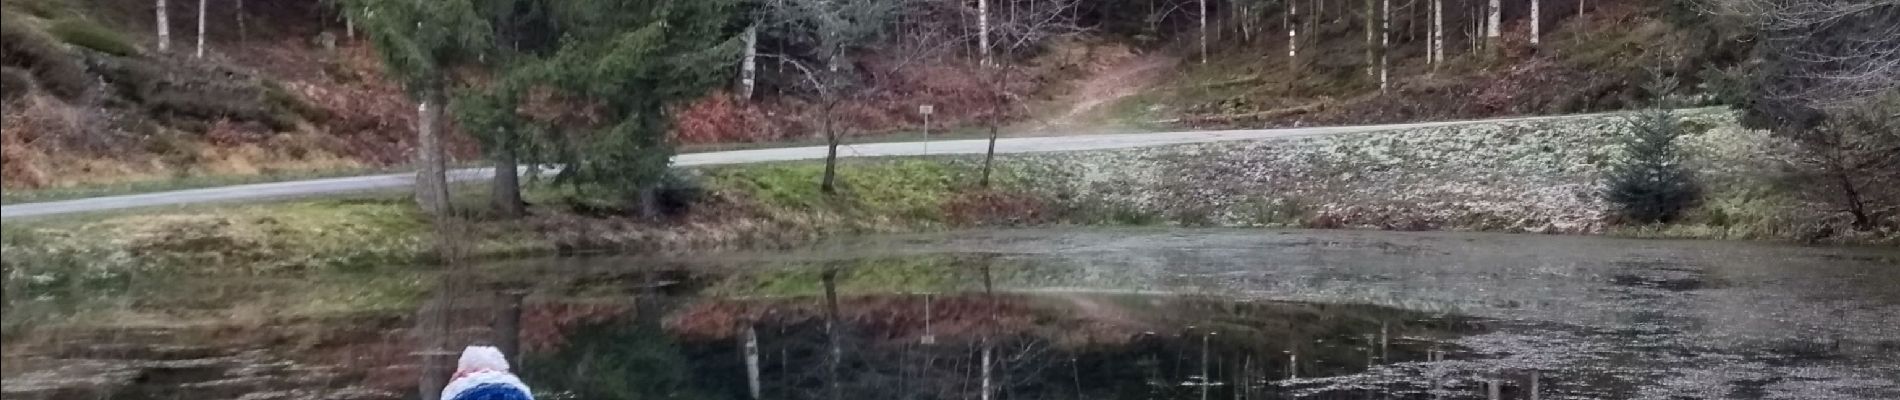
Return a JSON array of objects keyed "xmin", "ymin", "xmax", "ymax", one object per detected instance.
[{"xmin": 919, "ymin": 104, "xmax": 934, "ymax": 155}]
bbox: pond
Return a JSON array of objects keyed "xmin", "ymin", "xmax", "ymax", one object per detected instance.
[{"xmin": 4, "ymin": 229, "xmax": 1898, "ymax": 400}]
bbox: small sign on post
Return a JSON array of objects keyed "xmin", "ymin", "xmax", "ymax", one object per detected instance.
[{"xmin": 918, "ymin": 104, "xmax": 935, "ymax": 155}]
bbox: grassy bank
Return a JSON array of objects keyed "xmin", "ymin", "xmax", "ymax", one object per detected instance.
[{"xmin": 5, "ymin": 110, "xmax": 1892, "ymax": 329}]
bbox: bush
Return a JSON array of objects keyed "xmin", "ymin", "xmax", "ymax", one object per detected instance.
[
  {"xmin": 1605, "ymin": 107, "xmax": 1702, "ymax": 223},
  {"xmin": 0, "ymin": 15, "xmax": 91, "ymax": 99},
  {"xmin": 0, "ymin": 67, "xmax": 33, "ymax": 100},
  {"xmin": 47, "ymin": 18, "xmax": 138, "ymax": 57}
]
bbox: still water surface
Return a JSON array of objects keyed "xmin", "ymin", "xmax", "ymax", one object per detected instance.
[{"xmin": 4, "ymin": 229, "xmax": 1897, "ymax": 400}]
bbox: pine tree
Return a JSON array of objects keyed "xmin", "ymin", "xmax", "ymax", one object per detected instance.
[
  {"xmin": 1604, "ymin": 76, "xmax": 1701, "ymax": 224},
  {"xmin": 343, "ymin": 0, "xmax": 492, "ymax": 216},
  {"xmin": 521, "ymin": 0, "xmax": 741, "ymax": 215}
]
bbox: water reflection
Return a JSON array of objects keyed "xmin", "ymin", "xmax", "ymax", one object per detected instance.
[{"xmin": 5, "ymin": 229, "xmax": 1898, "ymax": 399}]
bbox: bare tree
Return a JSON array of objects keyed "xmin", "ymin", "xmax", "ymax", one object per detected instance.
[
  {"xmin": 979, "ymin": 0, "xmax": 1084, "ymax": 187},
  {"xmin": 1704, "ymin": 0, "xmax": 1900, "ymax": 108},
  {"xmin": 1705, "ymin": 0, "xmax": 1900, "ymax": 231},
  {"xmin": 763, "ymin": 0, "xmax": 911, "ymax": 193}
]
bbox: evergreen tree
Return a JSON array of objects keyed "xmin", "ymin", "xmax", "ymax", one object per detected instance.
[
  {"xmin": 1604, "ymin": 75, "xmax": 1701, "ymax": 224},
  {"xmin": 512, "ymin": 0, "xmax": 741, "ymax": 216},
  {"xmin": 342, "ymin": 0, "xmax": 493, "ymax": 215}
]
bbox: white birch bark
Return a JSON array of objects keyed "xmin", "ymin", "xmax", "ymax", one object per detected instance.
[
  {"xmin": 157, "ymin": 0, "xmax": 171, "ymax": 53},
  {"xmin": 1287, "ymin": 0, "xmax": 1298, "ymax": 65},
  {"xmin": 979, "ymin": 0, "xmax": 991, "ymax": 66},
  {"xmin": 1380, "ymin": 0, "xmax": 1389, "ymax": 91},
  {"xmin": 741, "ymin": 23, "xmax": 758, "ymax": 100},
  {"xmin": 1199, "ymin": 0, "xmax": 1208, "ymax": 63},
  {"xmin": 1431, "ymin": 0, "xmax": 1443, "ymax": 66},
  {"xmin": 195, "ymin": 0, "xmax": 207, "ymax": 58},
  {"xmin": 1486, "ymin": 0, "xmax": 1501, "ymax": 45},
  {"xmin": 1530, "ymin": 0, "xmax": 1541, "ymax": 46},
  {"xmin": 743, "ymin": 325, "xmax": 761, "ymax": 400}
]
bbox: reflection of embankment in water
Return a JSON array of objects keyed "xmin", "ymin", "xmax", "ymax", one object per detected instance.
[{"xmin": 6, "ymin": 229, "xmax": 1900, "ymax": 399}]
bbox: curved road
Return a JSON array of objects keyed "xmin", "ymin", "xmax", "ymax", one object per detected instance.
[{"xmin": 0, "ymin": 113, "xmax": 1604, "ymax": 219}]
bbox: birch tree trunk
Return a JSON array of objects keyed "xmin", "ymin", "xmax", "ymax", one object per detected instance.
[
  {"xmin": 156, "ymin": 0, "xmax": 170, "ymax": 53},
  {"xmin": 822, "ymin": 269, "xmax": 842, "ymax": 400},
  {"xmin": 980, "ymin": 344, "xmax": 993, "ymax": 400},
  {"xmin": 979, "ymin": 0, "xmax": 991, "ymax": 66},
  {"xmin": 1287, "ymin": 0, "xmax": 1298, "ymax": 69},
  {"xmin": 1431, "ymin": 0, "xmax": 1443, "ymax": 69},
  {"xmin": 1486, "ymin": 0, "xmax": 1501, "ymax": 48},
  {"xmin": 1198, "ymin": 0, "xmax": 1209, "ymax": 63},
  {"xmin": 1530, "ymin": 0, "xmax": 1541, "ymax": 46},
  {"xmin": 195, "ymin": 0, "xmax": 206, "ymax": 58},
  {"xmin": 743, "ymin": 324, "xmax": 762, "ymax": 400},
  {"xmin": 1199, "ymin": 333, "xmax": 1210, "ymax": 400},
  {"xmin": 741, "ymin": 23, "xmax": 758, "ymax": 100},
  {"xmin": 1380, "ymin": 0, "xmax": 1390, "ymax": 91},
  {"xmin": 415, "ymin": 93, "xmax": 453, "ymax": 215}
]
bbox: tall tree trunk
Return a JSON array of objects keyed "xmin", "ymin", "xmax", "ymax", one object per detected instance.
[
  {"xmin": 741, "ymin": 23, "xmax": 758, "ymax": 100},
  {"xmin": 1199, "ymin": 0, "xmax": 1209, "ymax": 64},
  {"xmin": 491, "ymin": 145, "xmax": 524, "ymax": 217},
  {"xmin": 1199, "ymin": 333, "xmax": 1210, "ymax": 400},
  {"xmin": 821, "ymin": 103, "xmax": 839, "ymax": 193},
  {"xmin": 236, "ymin": 0, "xmax": 245, "ymax": 42},
  {"xmin": 980, "ymin": 65, "xmax": 1006, "ymax": 188},
  {"xmin": 1830, "ymin": 161, "xmax": 1872, "ymax": 229},
  {"xmin": 1362, "ymin": 1, "xmax": 1381, "ymax": 75},
  {"xmin": 416, "ymin": 93, "xmax": 453, "ymax": 215},
  {"xmin": 979, "ymin": 0, "xmax": 991, "ymax": 66},
  {"xmin": 497, "ymin": 290, "xmax": 524, "ymax": 364},
  {"xmin": 1431, "ymin": 0, "xmax": 1443, "ymax": 70},
  {"xmin": 822, "ymin": 269, "xmax": 843, "ymax": 400},
  {"xmin": 1287, "ymin": 0, "xmax": 1298, "ymax": 70},
  {"xmin": 980, "ymin": 344, "xmax": 993, "ymax": 400},
  {"xmin": 743, "ymin": 323, "xmax": 763, "ymax": 400},
  {"xmin": 156, "ymin": 0, "xmax": 170, "ymax": 53},
  {"xmin": 195, "ymin": 0, "xmax": 206, "ymax": 58},
  {"xmin": 1286, "ymin": 352, "xmax": 1297, "ymax": 380},
  {"xmin": 1530, "ymin": 0, "xmax": 1541, "ymax": 46},
  {"xmin": 1485, "ymin": 0, "xmax": 1501, "ymax": 49},
  {"xmin": 1383, "ymin": 0, "xmax": 1395, "ymax": 88}
]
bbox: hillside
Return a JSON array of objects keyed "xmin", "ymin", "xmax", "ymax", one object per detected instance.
[{"xmin": 1, "ymin": 0, "xmax": 1738, "ymax": 193}]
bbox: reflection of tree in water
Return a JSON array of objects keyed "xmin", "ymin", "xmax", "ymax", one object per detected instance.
[{"xmin": 522, "ymin": 318, "xmax": 716, "ymax": 400}]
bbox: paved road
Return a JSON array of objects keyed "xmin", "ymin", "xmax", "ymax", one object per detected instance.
[{"xmin": 0, "ymin": 113, "xmax": 1606, "ymax": 219}]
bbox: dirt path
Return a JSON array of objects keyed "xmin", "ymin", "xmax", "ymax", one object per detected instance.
[{"xmin": 1033, "ymin": 52, "xmax": 1180, "ymax": 132}]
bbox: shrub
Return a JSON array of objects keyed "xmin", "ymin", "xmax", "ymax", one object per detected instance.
[
  {"xmin": 0, "ymin": 67, "xmax": 33, "ymax": 100},
  {"xmin": 1605, "ymin": 106, "xmax": 1701, "ymax": 223},
  {"xmin": 0, "ymin": 15, "xmax": 91, "ymax": 99},
  {"xmin": 47, "ymin": 18, "xmax": 138, "ymax": 57}
]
